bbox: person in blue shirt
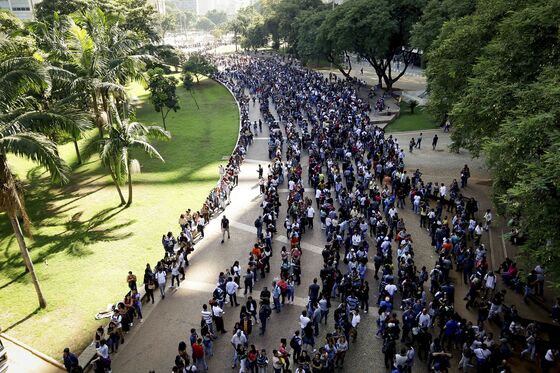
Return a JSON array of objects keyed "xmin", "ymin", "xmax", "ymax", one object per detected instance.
[{"xmin": 63, "ymin": 347, "xmax": 79, "ymax": 372}]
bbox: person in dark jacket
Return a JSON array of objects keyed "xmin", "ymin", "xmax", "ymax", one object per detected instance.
[{"xmin": 63, "ymin": 347, "xmax": 80, "ymax": 372}]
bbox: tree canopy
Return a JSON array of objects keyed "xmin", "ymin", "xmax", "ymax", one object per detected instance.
[{"xmin": 425, "ymin": 0, "xmax": 560, "ymax": 283}]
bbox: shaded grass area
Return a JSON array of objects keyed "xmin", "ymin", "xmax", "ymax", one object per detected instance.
[
  {"xmin": 386, "ymin": 101, "xmax": 439, "ymax": 133},
  {"xmin": 0, "ymin": 78, "xmax": 239, "ymax": 359}
]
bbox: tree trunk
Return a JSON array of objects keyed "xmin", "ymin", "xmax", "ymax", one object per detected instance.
[
  {"xmin": 9, "ymin": 214, "xmax": 47, "ymax": 309},
  {"xmin": 109, "ymin": 169, "xmax": 126, "ymax": 205},
  {"xmin": 73, "ymin": 139, "xmax": 82, "ymax": 165},
  {"xmin": 91, "ymin": 89, "xmax": 104, "ymax": 138},
  {"xmin": 126, "ymin": 163, "xmax": 133, "ymax": 207},
  {"xmin": 190, "ymin": 91, "xmax": 200, "ymax": 109},
  {"xmin": 161, "ymin": 110, "xmax": 167, "ymax": 130}
]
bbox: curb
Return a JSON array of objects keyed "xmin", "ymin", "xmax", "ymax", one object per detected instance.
[{"xmin": 0, "ymin": 332, "xmax": 66, "ymax": 370}]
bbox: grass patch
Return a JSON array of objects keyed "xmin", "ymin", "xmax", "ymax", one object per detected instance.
[
  {"xmin": 0, "ymin": 78, "xmax": 238, "ymax": 359},
  {"xmin": 385, "ymin": 101, "xmax": 439, "ymax": 133}
]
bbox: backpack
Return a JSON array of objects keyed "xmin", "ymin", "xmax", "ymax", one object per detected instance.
[{"xmin": 290, "ymin": 335, "xmax": 300, "ymax": 349}]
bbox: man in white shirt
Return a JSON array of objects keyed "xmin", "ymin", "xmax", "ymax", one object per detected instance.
[
  {"xmin": 439, "ymin": 184, "xmax": 447, "ymax": 198},
  {"xmin": 351, "ymin": 232, "xmax": 362, "ymax": 248},
  {"xmin": 226, "ymin": 278, "xmax": 240, "ymax": 307},
  {"xmin": 212, "ymin": 303, "xmax": 227, "ymax": 333},
  {"xmin": 417, "ymin": 309, "xmax": 431, "ymax": 328},
  {"xmin": 307, "ymin": 206, "xmax": 315, "ymax": 229},
  {"xmin": 299, "ymin": 310, "xmax": 311, "ymax": 331},
  {"xmin": 351, "ymin": 309, "xmax": 361, "ymax": 328},
  {"xmin": 385, "ymin": 282, "xmax": 398, "ymax": 298}
]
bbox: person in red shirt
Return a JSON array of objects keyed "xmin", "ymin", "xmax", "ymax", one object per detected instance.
[{"xmin": 192, "ymin": 338, "xmax": 207, "ymax": 371}]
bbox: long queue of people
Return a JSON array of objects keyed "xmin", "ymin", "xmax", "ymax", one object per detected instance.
[
  {"xmin": 73, "ymin": 73, "xmax": 254, "ymax": 373},
  {"xmin": 208, "ymin": 54, "xmax": 558, "ymax": 373},
  {"xmin": 87, "ymin": 52, "xmax": 559, "ymax": 373}
]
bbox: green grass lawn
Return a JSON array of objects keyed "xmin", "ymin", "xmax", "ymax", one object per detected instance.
[
  {"xmin": 385, "ymin": 101, "xmax": 439, "ymax": 133},
  {"xmin": 0, "ymin": 78, "xmax": 238, "ymax": 359}
]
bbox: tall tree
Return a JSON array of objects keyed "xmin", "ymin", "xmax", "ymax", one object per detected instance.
[
  {"xmin": 147, "ymin": 68, "xmax": 180, "ymax": 130},
  {"xmin": 320, "ymin": 0, "xmax": 426, "ymax": 90},
  {"xmin": 411, "ymin": 0, "xmax": 476, "ymax": 56},
  {"xmin": 205, "ymin": 10, "xmax": 228, "ymax": 26},
  {"xmin": 0, "ymin": 52, "xmax": 71, "ymax": 309},
  {"xmin": 182, "ymin": 53, "xmax": 216, "ymax": 84},
  {"xmin": 195, "ymin": 17, "xmax": 216, "ymax": 33},
  {"xmin": 99, "ymin": 106, "xmax": 170, "ymax": 206},
  {"xmin": 427, "ymin": 0, "xmax": 560, "ymax": 282}
]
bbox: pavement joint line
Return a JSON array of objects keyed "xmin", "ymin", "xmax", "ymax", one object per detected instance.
[
  {"xmin": 277, "ymin": 188, "xmax": 315, "ymax": 193},
  {"xmin": 243, "ymin": 159, "xmax": 271, "ymax": 164}
]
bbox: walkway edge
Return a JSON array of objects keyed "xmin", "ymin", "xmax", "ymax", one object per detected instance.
[
  {"xmin": 0, "ymin": 332, "xmax": 66, "ymax": 370},
  {"xmin": 213, "ymin": 77, "xmax": 242, "ymax": 157}
]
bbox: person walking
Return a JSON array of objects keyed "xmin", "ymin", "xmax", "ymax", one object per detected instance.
[
  {"xmin": 416, "ymin": 132, "xmax": 423, "ymax": 149},
  {"xmin": 221, "ymin": 215, "xmax": 230, "ymax": 244},
  {"xmin": 155, "ymin": 267, "xmax": 167, "ymax": 299},
  {"xmin": 432, "ymin": 134, "xmax": 439, "ymax": 150}
]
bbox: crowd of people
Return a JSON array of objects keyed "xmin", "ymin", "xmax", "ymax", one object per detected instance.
[{"xmin": 69, "ymin": 53, "xmax": 559, "ymax": 373}]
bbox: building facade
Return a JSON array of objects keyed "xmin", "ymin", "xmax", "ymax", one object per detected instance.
[{"xmin": 0, "ymin": 0, "xmax": 41, "ymax": 20}]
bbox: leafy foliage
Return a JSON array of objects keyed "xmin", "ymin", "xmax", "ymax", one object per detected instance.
[
  {"xmin": 182, "ymin": 53, "xmax": 216, "ymax": 84},
  {"xmin": 147, "ymin": 68, "xmax": 180, "ymax": 130},
  {"xmin": 426, "ymin": 0, "xmax": 560, "ymax": 282}
]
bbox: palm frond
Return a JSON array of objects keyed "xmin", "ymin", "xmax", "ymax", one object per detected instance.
[
  {"xmin": 130, "ymin": 139, "xmax": 165, "ymax": 162},
  {"xmin": 0, "ymin": 132, "xmax": 70, "ymax": 184},
  {"xmin": 0, "ymin": 57, "xmax": 51, "ymax": 110}
]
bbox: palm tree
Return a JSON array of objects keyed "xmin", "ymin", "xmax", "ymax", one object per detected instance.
[
  {"xmin": 99, "ymin": 105, "xmax": 170, "ymax": 206},
  {"xmin": 0, "ymin": 54, "xmax": 71, "ymax": 309},
  {"xmin": 44, "ymin": 9, "xmax": 152, "ymax": 137}
]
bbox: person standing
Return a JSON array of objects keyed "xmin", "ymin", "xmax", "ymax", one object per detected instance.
[
  {"xmin": 221, "ymin": 215, "xmax": 230, "ymax": 244},
  {"xmin": 192, "ymin": 338, "xmax": 208, "ymax": 371},
  {"xmin": 460, "ymin": 164, "xmax": 471, "ymax": 188},
  {"xmin": 416, "ymin": 132, "xmax": 423, "ymax": 149},
  {"xmin": 259, "ymin": 302, "xmax": 272, "ymax": 335},
  {"xmin": 307, "ymin": 205, "xmax": 315, "ymax": 229},
  {"xmin": 126, "ymin": 271, "xmax": 137, "ymax": 291},
  {"xmin": 257, "ymin": 349, "xmax": 269, "ymax": 373},
  {"xmin": 201, "ymin": 304, "xmax": 214, "ymax": 335},
  {"xmin": 171, "ymin": 260, "xmax": 181, "ymax": 288},
  {"xmin": 197, "ymin": 214, "xmax": 206, "ymax": 238},
  {"xmin": 226, "ymin": 277, "xmax": 240, "ymax": 306},
  {"xmin": 212, "ymin": 302, "xmax": 227, "ymax": 333},
  {"xmin": 432, "ymin": 134, "xmax": 439, "ymax": 150},
  {"xmin": 155, "ymin": 266, "xmax": 167, "ymax": 299}
]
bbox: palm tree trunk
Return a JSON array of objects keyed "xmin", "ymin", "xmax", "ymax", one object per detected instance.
[
  {"xmin": 109, "ymin": 169, "xmax": 126, "ymax": 205},
  {"xmin": 9, "ymin": 214, "xmax": 47, "ymax": 308},
  {"xmin": 126, "ymin": 163, "xmax": 133, "ymax": 206},
  {"xmin": 91, "ymin": 89, "xmax": 104, "ymax": 138},
  {"xmin": 73, "ymin": 139, "xmax": 82, "ymax": 165}
]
